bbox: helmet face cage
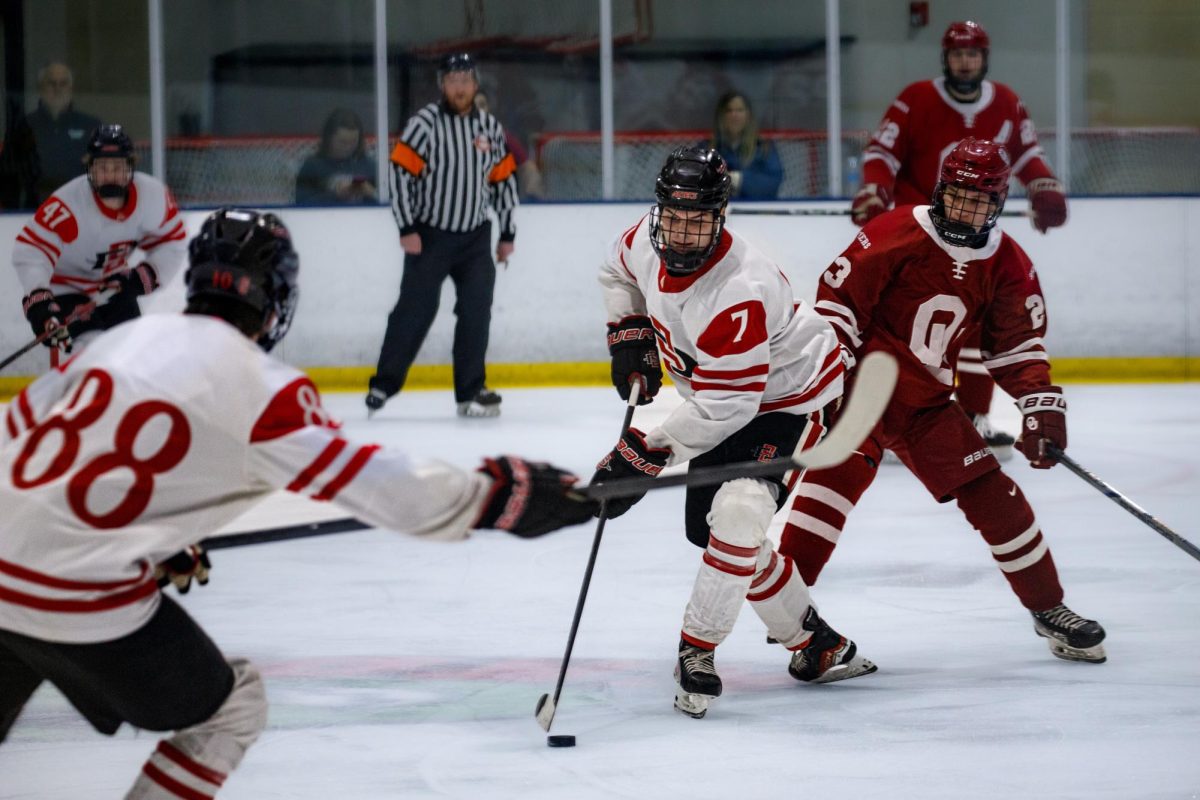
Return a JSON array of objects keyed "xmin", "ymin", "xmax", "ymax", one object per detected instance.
[
  {"xmin": 649, "ymin": 146, "xmax": 732, "ymax": 275},
  {"xmin": 186, "ymin": 209, "xmax": 300, "ymax": 352},
  {"xmin": 941, "ymin": 20, "xmax": 990, "ymax": 94},
  {"xmin": 86, "ymin": 124, "xmax": 135, "ymax": 199},
  {"xmin": 929, "ymin": 138, "xmax": 1011, "ymax": 247}
]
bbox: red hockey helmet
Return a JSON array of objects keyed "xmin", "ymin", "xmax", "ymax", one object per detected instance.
[
  {"xmin": 929, "ymin": 137, "xmax": 1011, "ymax": 247},
  {"xmin": 941, "ymin": 21, "xmax": 990, "ymax": 95}
]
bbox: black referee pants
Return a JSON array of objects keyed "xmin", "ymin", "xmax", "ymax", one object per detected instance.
[{"xmin": 372, "ymin": 223, "xmax": 496, "ymax": 403}]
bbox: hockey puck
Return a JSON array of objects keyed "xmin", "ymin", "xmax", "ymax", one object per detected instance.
[{"xmin": 547, "ymin": 734, "xmax": 576, "ymax": 748}]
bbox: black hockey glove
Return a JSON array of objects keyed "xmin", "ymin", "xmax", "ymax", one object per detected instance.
[
  {"xmin": 155, "ymin": 545, "xmax": 211, "ymax": 594},
  {"xmin": 107, "ymin": 263, "xmax": 159, "ymax": 298},
  {"xmin": 589, "ymin": 427, "xmax": 671, "ymax": 519},
  {"xmin": 475, "ymin": 456, "xmax": 599, "ymax": 538},
  {"xmin": 607, "ymin": 315, "xmax": 661, "ymax": 404},
  {"xmin": 22, "ymin": 288, "xmax": 70, "ymax": 348}
]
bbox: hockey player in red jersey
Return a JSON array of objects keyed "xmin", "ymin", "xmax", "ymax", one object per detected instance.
[
  {"xmin": 13, "ymin": 123, "xmax": 187, "ymax": 356},
  {"xmin": 785, "ymin": 137, "xmax": 1105, "ymax": 664},
  {"xmin": 0, "ymin": 209, "xmax": 598, "ymax": 796},
  {"xmin": 851, "ymin": 20, "xmax": 1069, "ymax": 459},
  {"xmin": 593, "ymin": 146, "xmax": 876, "ymax": 719}
]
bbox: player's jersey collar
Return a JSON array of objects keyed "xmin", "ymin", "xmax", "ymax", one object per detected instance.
[
  {"xmin": 912, "ymin": 205, "xmax": 1002, "ymax": 262},
  {"xmin": 91, "ymin": 179, "xmax": 138, "ymax": 221},
  {"xmin": 933, "ymin": 77, "xmax": 995, "ymax": 118},
  {"xmin": 655, "ymin": 229, "xmax": 734, "ymax": 293}
]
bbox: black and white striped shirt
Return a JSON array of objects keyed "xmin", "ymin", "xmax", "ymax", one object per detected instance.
[{"xmin": 389, "ymin": 101, "xmax": 519, "ymax": 240}]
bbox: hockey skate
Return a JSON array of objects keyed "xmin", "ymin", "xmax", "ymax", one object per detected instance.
[
  {"xmin": 1031, "ymin": 604, "xmax": 1107, "ymax": 663},
  {"xmin": 674, "ymin": 639, "xmax": 722, "ymax": 719},
  {"xmin": 365, "ymin": 387, "xmax": 388, "ymax": 418},
  {"xmin": 788, "ymin": 608, "xmax": 878, "ymax": 684},
  {"xmin": 973, "ymin": 413, "xmax": 1015, "ymax": 462},
  {"xmin": 457, "ymin": 389, "xmax": 502, "ymax": 418}
]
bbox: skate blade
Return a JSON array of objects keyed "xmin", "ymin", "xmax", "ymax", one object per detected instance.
[
  {"xmin": 673, "ymin": 690, "xmax": 713, "ymax": 719},
  {"xmin": 810, "ymin": 656, "xmax": 878, "ymax": 684},
  {"xmin": 1044, "ymin": 638, "xmax": 1107, "ymax": 663}
]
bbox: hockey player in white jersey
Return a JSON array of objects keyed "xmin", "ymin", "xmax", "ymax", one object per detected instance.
[
  {"xmin": 13, "ymin": 123, "xmax": 186, "ymax": 354},
  {"xmin": 592, "ymin": 146, "xmax": 876, "ymax": 719},
  {"xmin": 0, "ymin": 208, "xmax": 598, "ymax": 797}
]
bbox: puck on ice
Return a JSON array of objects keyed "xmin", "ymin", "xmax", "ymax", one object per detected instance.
[{"xmin": 547, "ymin": 735, "xmax": 576, "ymax": 747}]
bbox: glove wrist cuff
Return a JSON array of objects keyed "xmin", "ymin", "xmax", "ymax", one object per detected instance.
[{"xmin": 1017, "ymin": 386, "xmax": 1066, "ymax": 416}]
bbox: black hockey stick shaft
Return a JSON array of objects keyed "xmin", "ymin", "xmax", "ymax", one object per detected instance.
[
  {"xmin": 200, "ymin": 516, "xmax": 371, "ymax": 551},
  {"xmin": 1047, "ymin": 444, "xmax": 1200, "ymax": 563},
  {"xmin": 729, "ymin": 206, "xmax": 1028, "ymax": 218},
  {"xmin": 535, "ymin": 381, "xmax": 641, "ymax": 732}
]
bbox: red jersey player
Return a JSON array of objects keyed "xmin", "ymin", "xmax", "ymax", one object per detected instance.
[
  {"xmin": 13, "ymin": 124, "xmax": 187, "ymax": 355},
  {"xmin": 0, "ymin": 209, "xmax": 597, "ymax": 796},
  {"xmin": 784, "ymin": 138, "xmax": 1105, "ymax": 664},
  {"xmin": 850, "ymin": 20, "xmax": 1068, "ymax": 459}
]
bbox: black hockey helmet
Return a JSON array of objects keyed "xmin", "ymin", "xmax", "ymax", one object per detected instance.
[
  {"xmin": 186, "ymin": 208, "xmax": 300, "ymax": 352},
  {"xmin": 438, "ymin": 52, "xmax": 478, "ymax": 83},
  {"xmin": 929, "ymin": 137, "xmax": 1011, "ymax": 248},
  {"xmin": 85, "ymin": 124, "xmax": 135, "ymax": 200},
  {"xmin": 649, "ymin": 145, "xmax": 732, "ymax": 275}
]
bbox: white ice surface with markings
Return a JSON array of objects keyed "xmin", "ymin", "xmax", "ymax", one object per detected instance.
[{"xmin": 2, "ymin": 384, "xmax": 1199, "ymax": 799}]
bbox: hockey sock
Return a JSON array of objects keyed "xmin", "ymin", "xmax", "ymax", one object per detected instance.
[
  {"xmin": 747, "ymin": 548, "xmax": 818, "ymax": 649},
  {"xmin": 778, "ymin": 450, "xmax": 878, "ymax": 585},
  {"xmin": 953, "ymin": 470, "xmax": 1064, "ymax": 611}
]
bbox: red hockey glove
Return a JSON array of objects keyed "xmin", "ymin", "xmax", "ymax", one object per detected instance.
[
  {"xmin": 590, "ymin": 427, "xmax": 671, "ymax": 518},
  {"xmin": 155, "ymin": 545, "xmax": 211, "ymax": 594},
  {"xmin": 1027, "ymin": 178, "xmax": 1067, "ymax": 233},
  {"xmin": 21, "ymin": 289, "xmax": 71, "ymax": 348},
  {"xmin": 475, "ymin": 456, "xmax": 598, "ymax": 538},
  {"xmin": 607, "ymin": 315, "xmax": 662, "ymax": 405},
  {"xmin": 107, "ymin": 263, "xmax": 159, "ymax": 298},
  {"xmin": 850, "ymin": 183, "xmax": 891, "ymax": 226},
  {"xmin": 1016, "ymin": 386, "xmax": 1067, "ymax": 469}
]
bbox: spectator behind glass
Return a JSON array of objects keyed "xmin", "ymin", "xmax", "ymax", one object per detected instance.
[
  {"xmin": 26, "ymin": 61, "xmax": 101, "ymax": 204},
  {"xmin": 0, "ymin": 98, "xmax": 40, "ymax": 210},
  {"xmin": 702, "ymin": 91, "xmax": 783, "ymax": 200},
  {"xmin": 294, "ymin": 108, "xmax": 378, "ymax": 205},
  {"xmin": 473, "ymin": 89, "xmax": 543, "ymax": 200}
]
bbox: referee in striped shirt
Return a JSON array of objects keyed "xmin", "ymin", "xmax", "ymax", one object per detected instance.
[{"xmin": 367, "ymin": 53, "xmax": 518, "ymax": 418}]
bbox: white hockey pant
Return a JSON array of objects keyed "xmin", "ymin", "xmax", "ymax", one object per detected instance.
[
  {"xmin": 682, "ymin": 479, "xmax": 777, "ymax": 646},
  {"xmin": 125, "ymin": 658, "xmax": 268, "ymax": 799}
]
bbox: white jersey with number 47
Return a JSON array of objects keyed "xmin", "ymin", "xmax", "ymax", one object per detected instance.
[
  {"xmin": 12, "ymin": 172, "xmax": 187, "ymax": 297},
  {"xmin": 0, "ymin": 314, "xmax": 490, "ymax": 644}
]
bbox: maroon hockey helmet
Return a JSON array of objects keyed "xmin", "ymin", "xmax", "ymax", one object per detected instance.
[
  {"xmin": 929, "ymin": 137, "xmax": 1011, "ymax": 247},
  {"xmin": 941, "ymin": 20, "xmax": 990, "ymax": 94}
]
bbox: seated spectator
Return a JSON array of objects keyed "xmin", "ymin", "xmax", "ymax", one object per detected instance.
[
  {"xmin": 295, "ymin": 108, "xmax": 378, "ymax": 205},
  {"xmin": 474, "ymin": 89, "xmax": 543, "ymax": 200},
  {"xmin": 702, "ymin": 91, "xmax": 783, "ymax": 200},
  {"xmin": 26, "ymin": 61, "xmax": 101, "ymax": 204},
  {"xmin": 0, "ymin": 98, "xmax": 40, "ymax": 210}
]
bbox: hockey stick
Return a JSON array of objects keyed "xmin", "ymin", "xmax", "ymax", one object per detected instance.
[
  {"xmin": 535, "ymin": 380, "xmax": 642, "ymax": 733},
  {"xmin": 200, "ymin": 516, "xmax": 370, "ymax": 552},
  {"xmin": 729, "ymin": 206, "xmax": 1029, "ymax": 218},
  {"xmin": 1046, "ymin": 443, "xmax": 1200, "ymax": 563},
  {"xmin": 0, "ymin": 291, "xmax": 112, "ymax": 374},
  {"xmin": 585, "ymin": 351, "xmax": 898, "ymax": 502}
]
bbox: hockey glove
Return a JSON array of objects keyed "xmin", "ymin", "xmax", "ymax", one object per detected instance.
[
  {"xmin": 1027, "ymin": 178, "xmax": 1067, "ymax": 233},
  {"xmin": 155, "ymin": 545, "xmax": 211, "ymax": 594},
  {"xmin": 850, "ymin": 183, "xmax": 891, "ymax": 226},
  {"xmin": 475, "ymin": 456, "xmax": 599, "ymax": 538},
  {"xmin": 590, "ymin": 427, "xmax": 671, "ymax": 518},
  {"xmin": 107, "ymin": 263, "xmax": 159, "ymax": 298},
  {"xmin": 21, "ymin": 289, "xmax": 70, "ymax": 348},
  {"xmin": 1016, "ymin": 386, "xmax": 1067, "ymax": 469},
  {"xmin": 607, "ymin": 315, "xmax": 662, "ymax": 404}
]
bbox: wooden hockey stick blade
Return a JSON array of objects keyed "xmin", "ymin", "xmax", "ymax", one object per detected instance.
[
  {"xmin": 1046, "ymin": 444, "xmax": 1200, "ymax": 563},
  {"xmin": 200, "ymin": 516, "xmax": 370, "ymax": 551},
  {"xmin": 729, "ymin": 206, "xmax": 1029, "ymax": 218},
  {"xmin": 585, "ymin": 351, "xmax": 898, "ymax": 501},
  {"xmin": 535, "ymin": 692, "xmax": 556, "ymax": 731}
]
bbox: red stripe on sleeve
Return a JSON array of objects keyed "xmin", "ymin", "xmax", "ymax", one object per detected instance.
[
  {"xmin": 16, "ymin": 234, "xmax": 58, "ymax": 266},
  {"xmin": 312, "ymin": 444, "xmax": 380, "ymax": 502},
  {"xmin": 156, "ymin": 741, "xmax": 227, "ymax": 787},
  {"xmin": 286, "ymin": 439, "xmax": 347, "ymax": 493},
  {"xmin": 21, "ymin": 225, "xmax": 62, "ymax": 258},
  {"xmin": 141, "ymin": 762, "xmax": 215, "ymax": 800}
]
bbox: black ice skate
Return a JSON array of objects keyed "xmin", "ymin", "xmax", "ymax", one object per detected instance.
[
  {"xmin": 1031, "ymin": 603, "xmax": 1107, "ymax": 663},
  {"xmin": 973, "ymin": 413, "xmax": 1015, "ymax": 462},
  {"xmin": 457, "ymin": 389, "xmax": 502, "ymax": 418},
  {"xmin": 674, "ymin": 639, "xmax": 722, "ymax": 719},
  {"xmin": 788, "ymin": 608, "xmax": 878, "ymax": 684}
]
